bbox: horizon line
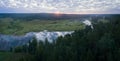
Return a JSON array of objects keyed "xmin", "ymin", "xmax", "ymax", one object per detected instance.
[{"xmin": 0, "ymin": 12, "xmax": 120, "ymax": 15}]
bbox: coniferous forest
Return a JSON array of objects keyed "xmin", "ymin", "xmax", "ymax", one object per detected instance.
[
  {"xmin": 12, "ymin": 18, "xmax": 120, "ymax": 61},
  {"xmin": 0, "ymin": 0, "xmax": 120, "ymax": 61}
]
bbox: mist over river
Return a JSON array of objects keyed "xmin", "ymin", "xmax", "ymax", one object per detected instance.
[{"xmin": 0, "ymin": 30, "xmax": 73, "ymax": 50}]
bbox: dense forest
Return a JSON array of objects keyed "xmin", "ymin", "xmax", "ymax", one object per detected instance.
[{"xmin": 12, "ymin": 18, "xmax": 120, "ymax": 61}]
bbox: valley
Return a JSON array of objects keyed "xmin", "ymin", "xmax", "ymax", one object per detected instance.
[
  {"xmin": 0, "ymin": 18, "xmax": 85, "ymax": 35},
  {"xmin": 0, "ymin": 14, "xmax": 120, "ymax": 61}
]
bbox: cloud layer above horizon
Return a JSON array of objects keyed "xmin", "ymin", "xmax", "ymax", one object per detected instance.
[{"xmin": 0, "ymin": 0, "xmax": 120, "ymax": 14}]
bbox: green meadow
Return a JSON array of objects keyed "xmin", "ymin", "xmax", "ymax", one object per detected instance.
[{"xmin": 0, "ymin": 18, "xmax": 85, "ymax": 35}]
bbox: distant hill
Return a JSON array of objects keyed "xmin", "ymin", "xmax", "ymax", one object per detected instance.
[{"xmin": 0, "ymin": 13, "xmax": 119, "ymax": 20}]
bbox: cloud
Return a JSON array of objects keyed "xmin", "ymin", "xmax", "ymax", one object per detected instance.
[{"xmin": 0, "ymin": 0, "xmax": 120, "ymax": 14}]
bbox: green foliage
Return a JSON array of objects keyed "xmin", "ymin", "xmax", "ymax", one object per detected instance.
[
  {"xmin": 0, "ymin": 52, "xmax": 34, "ymax": 61},
  {"xmin": 0, "ymin": 18, "xmax": 23, "ymax": 35},
  {"xmin": 12, "ymin": 19, "xmax": 120, "ymax": 61},
  {"xmin": 1, "ymin": 17, "xmax": 120, "ymax": 61},
  {"xmin": 28, "ymin": 37, "xmax": 37, "ymax": 54},
  {"xmin": 0, "ymin": 19, "xmax": 85, "ymax": 35},
  {"xmin": 14, "ymin": 37, "xmax": 38, "ymax": 54}
]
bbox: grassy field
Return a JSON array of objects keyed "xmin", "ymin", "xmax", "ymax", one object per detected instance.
[
  {"xmin": 0, "ymin": 52, "xmax": 34, "ymax": 61},
  {"xmin": 0, "ymin": 18, "xmax": 85, "ymax": 35}
]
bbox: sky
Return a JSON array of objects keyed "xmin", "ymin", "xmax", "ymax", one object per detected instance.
[{"xmin": 0, "ymin": 0, "xmax": 120, "ymax": 14}]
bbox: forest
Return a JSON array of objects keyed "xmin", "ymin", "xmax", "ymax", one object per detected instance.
[{"xmin": 11, "ymin": 17, "xmax": 120, "ymax": 61}]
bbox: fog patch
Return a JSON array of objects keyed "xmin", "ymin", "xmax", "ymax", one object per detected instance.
[
  {"xmin": 83, "ymin": 20, "xmax": 93, "ymax": 29},
  {"xmin": 34, "ymin": 30, "xmax": 74, "ymax": 43}
]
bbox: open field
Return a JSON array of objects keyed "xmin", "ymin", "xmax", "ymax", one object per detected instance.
[{"xmin": 0, "ymin": 18, "xmax": 85, "ymax": 35}]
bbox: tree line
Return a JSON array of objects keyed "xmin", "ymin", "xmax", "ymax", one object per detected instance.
[{"xmin": 14, "ymin": 19, "xmax": 120, "ymax": 61}]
